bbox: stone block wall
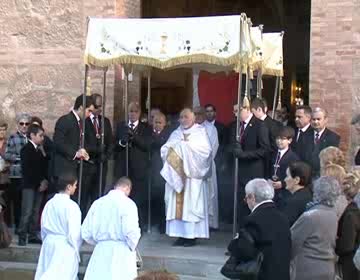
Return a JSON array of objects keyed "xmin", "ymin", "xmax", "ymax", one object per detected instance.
[
  {"xmin": 309, "ymin": 0, "xmax": 360, "ymax": 161},
  {"xmin": 0, "ymin": 0, "xmax": 141, "ymax": 135}
]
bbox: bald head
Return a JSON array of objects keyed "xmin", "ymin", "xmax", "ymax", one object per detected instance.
[
  {"xmin": 179, "ymin": 108, "xmax": 195, "ymax": 129},
  {"xmin": 128, "ymin": 102, "xmax": 141, "ymax": 123}
]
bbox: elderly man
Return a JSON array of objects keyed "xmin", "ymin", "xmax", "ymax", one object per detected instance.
[
  {"xmin": 5, "ymin": 113, "xmax": 31, "ymax": 230},
  {"xmin": 227, "ymin": 179, "xmax": 291, "ymax": 280},
  {"xmin": 161, "ymin": 108, "xmax": 212, "ymax": 247},
  {"xmin": 194, "ymin": 106, "xmax": 219, "ymax": 230},
  {"xmin": 82, "ymin": 177, "xmax": 141, "ymax": 280},
  {"xmin": 303, "ymin": 107, "xmax": 340, "ymax": 178}
]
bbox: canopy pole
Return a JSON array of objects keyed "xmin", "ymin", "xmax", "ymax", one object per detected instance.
[
  {"xmin": 147, "ymin": 70, "xmax": 152, "ymax": 234},
  {"xmin": 257, "ymin": 24, "xmax": 264, "ymax": 98},
  {"xmin": 99, "ymin": 68, "xmax": 108, "ymax": 198},
  {"xmin": 78, "ymin": 64, "xmax": 89, "ymax": 205},
  {"xmin": 124, "ymin": 68, "xmax": 129, "ymax": 177},
  {"xmin": 233, "ymin": 14, "xmax": 245, "ymax": 238},
  {"xmin": 272, "ymin": 76, "xmax": 280, "ymax": 119}
]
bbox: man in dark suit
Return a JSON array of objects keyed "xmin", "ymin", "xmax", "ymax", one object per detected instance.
[
  {"xmin": 231, "ymin": 104, "xmax": 271, "ymax": 226},
  {"xmin": 82, "ymin": 94, "xmax": 113, "ymax": 214},
  {"xmin": 18, "ymin": 125, "xmax": 48, "ymax": 246},
  {"xmin": 291, "ymin": 105, "xmax": 313, "ymax": 161},
  {"xmin": 149, "ymin": 112, "xmax": 171, "ymax": 233},
  {"xmin": 251, "ymin": 98, "xmax": 281, "ymax": 178},
  {"xmin": 268, "ymin": 126, "xmax": 299, "ymax": 210},
  {"xmin": 53, "ymin": 95, "xmax": 94, "ymax": 178},
  {"xmin": 115, "ymin": 102, "xmax": 151, "ymax": 230},
  {"xmin": 305, "ymin": 107, "xmax": 340, "ymax": 178},
  {"xmin": 280, "ymin": 105, "xmax": 296, "ymax": 128},
  {"xmin": 228, "ymin": 179, "xmax": 291, "ymax": 280}
]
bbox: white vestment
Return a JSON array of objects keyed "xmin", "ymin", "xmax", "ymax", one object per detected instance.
[
  {"xmin": 81, "ymin": 190, "xmax": 141, "ymax": 280},
  {"xmin": 35, "ymin": 193, "xmax": 82, "ymax": 280},
  {"xmin": 204, "ymin": 121, "xmax": 219, "ymax": 229},
  {"xmin": 161, "ymin": 123, "xmax": 212, "ymax": 239}
]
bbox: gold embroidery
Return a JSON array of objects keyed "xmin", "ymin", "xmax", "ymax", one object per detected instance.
[{"xmin": 166, "ymin": 147, "xmax": 186, "ymax": 220}]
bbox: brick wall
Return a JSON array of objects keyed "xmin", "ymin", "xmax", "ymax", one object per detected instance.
[{"xmin": 309, "ymin": 0, "xmax": 360, "ymax": 161}]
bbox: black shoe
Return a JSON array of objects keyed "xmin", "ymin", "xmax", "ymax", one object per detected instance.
[
  {"xmin": 28, "ymin": 237, "xmax": 42, "ymax": 244},
  {"xmin": 183, "ymin": 238, "xmax": 196, "ymax": 247},
  {"xmin": 18, "ymin": 236, "xmax": 27, "ymax": 246},
  {"xmin": 172, "ymin": 238, "xmax": 185, "ymax": 247}
]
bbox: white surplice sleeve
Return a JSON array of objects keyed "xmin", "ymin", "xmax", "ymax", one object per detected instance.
[
  {"xmin": 67, "ymin": 203, "xmax": 82, "ymax": 261},
  {"xmin": 81, "ymin": 202, "xmax": 97, "ymax": 246},
  {"xmin": 123, "ymin": 201, "xmax": 141, "ymax": 252}
]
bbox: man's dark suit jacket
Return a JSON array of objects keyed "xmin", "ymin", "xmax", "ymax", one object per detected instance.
[
  {"xmin": 230, "ymin": 116, "xmax": 271, "ymax": 185},
  {"xmin": 20, "ymin": 142, "xmax": 48, "ymax": 189},
  {"xmin": 150, "ymin": 126, "xmax": 172, "ymax": 188},
  {"xmin": 214, "ymin": 120, "xmax": 227, "ymax": 169},
  {"xmin": 302, "ymin": 127, "xmax": 340, "ymax": 177},
  {"xmin": 228, "ymin": 202, "xmax": 291, "ymax": 280},
  {"xmin": 281, "ymin": 188, "xmax": 312, "ymax": 227},
  {"xmin": 85, "ymin": 115, "xmax": 113, "ymax": 163},
  {"xmin": 53, "ymin": 112, "xmax": 82, "ymax": 177},
  {"xmin": 291, "ymin": 125, "xmax": 314, "ymax": 162},
  {"xmin": 263, "ymin": 116, "xmax": 282, "ymax": 178},
  {"xmin": 115, "ymin": 121, "xmax": 151, "ymax": 181}
]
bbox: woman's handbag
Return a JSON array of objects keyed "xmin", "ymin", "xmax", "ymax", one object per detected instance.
[{"xmin": 221, "ymin": 230, "xmax": 264, "ymax": 280}]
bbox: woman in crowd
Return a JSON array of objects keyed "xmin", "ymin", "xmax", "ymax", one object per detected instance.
[
  {"xmin": 291, "ymin": 176, "xmax": 340, "ymax": 280},
  {"xmin": 336, "ymin": 173, "xmax": 360, "ymax": 280},
  {"xmin": 282, "ymin": 161, "xmax": 313, "ymax": 227},
  {"xmin": 0, "ymin": 122, "xmax": 9, "ymax": 225},
  {"xmin": 351, "ymin": 114, "xmax": 360, "ymax": 165},
  {"xmin": 319, "ymin": 146, "xmax": 346, "ymax": 170},
  {"xmin": 321, "ymin": 163, "xmax": 348, "ymax": 218}
]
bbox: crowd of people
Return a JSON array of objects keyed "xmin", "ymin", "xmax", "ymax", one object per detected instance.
[{"xmin": 0, "ymin": 92, "xmax": 359, "ymax": 280}]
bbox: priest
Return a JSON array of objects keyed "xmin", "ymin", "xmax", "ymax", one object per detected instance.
[
  {"xmin": 194, "ymin": 106, "xmax": 219, "ymax": 230},
  {"xmin": 161, "ymin": 108, "xmax": 212, "ymax": 247}
]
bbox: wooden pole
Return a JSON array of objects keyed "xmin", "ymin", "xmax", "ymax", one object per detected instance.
[
  {"xmin": 272, "ymin": 76, "xmax": 280, "ymax": 119},
  {"xmin": 124, "ymin": 68, "xmax": 129, "ymax": 176},
  {"xmin": 147, "ymin": 70, "xmax": 152, "ymax": 234},
  {"xmin": 257, "ymin": 24, "xmax": 264, "ymax": 98},
  {"xmin": 78, "ymin": 64, "xmax": 89, "ymax": 205},
  {"xmin": 98, "ymin": 68, "xmax": 108, "ymax": 197},
  {"xmin": 233, "ymin": 14, "xmax": 244, "ymax": 238}
]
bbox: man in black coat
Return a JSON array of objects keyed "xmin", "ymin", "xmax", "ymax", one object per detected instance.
[
  {"xmin": 115, "ymin": 102, "xmax": 151, "ymax": 229},
  {"xmin": 230, "ymin": 104, "xmax": 271, "ymax": 226},
  {"xmin": 250, "ymin": 98, "xmax": 281, "ymax": 178},
  {"xmin": 291, "ymin": 105, "xmax": 313, "ymax": 161},
  {"xmin": 53, "ymin": 95, "xmax": 94, "ymax": 178},
  {"xmin": 303, "ymin": 107, "xmax": 340, "ymax": 178},
  {"xmin": 18, "ymin": 125, "xmax": 48, "ymax": 246},
  {"xmin": 149, "ymin": 112, "xmax": 171, "ymax": 233},
  {"xmin": 228, "ymin": 179, "xmax": 291, "ymax": 280},
  {"xmin": 81, "ymin": 94, "xmax": 113, "ymax": 215}
]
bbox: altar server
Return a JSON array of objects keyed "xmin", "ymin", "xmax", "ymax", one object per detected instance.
[
  {"xmin": 81, "ymin": 177, "xmax": 141, "ymax": 280},
  {"xmin": 34, "ymin": 174, "xmax": 82, "ymax": 280}
]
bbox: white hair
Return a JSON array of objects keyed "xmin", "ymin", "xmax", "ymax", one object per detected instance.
[
  {"xmin": 16, "ymin": 113, "xmax": 31, "ymax": 123},
  {"xmin": 245, "ymin": 178, "xmax": 274, "ymax": 203}
]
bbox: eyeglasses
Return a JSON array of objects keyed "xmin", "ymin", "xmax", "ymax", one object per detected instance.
[{"xmin": 19, "ymin": 122, "xmax": 30, "ymax": 126}]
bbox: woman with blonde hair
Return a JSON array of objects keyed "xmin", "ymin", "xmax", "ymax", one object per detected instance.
[
  {"xmin": 321, "ymin": 164, "xmax": 348, "ymax": 218},
  {"xmin": 319, "ymin": 146, "xmax": 346, "ymax": 171},
  {"xmin": 335, "ymin": 173, "xmax": 360, "ymax": 280}
]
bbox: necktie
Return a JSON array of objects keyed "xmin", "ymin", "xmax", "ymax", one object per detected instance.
[
  {"xmin": 296, "ymin": 129, "xmax": 302, "ymax": 142},
  {"xmin": 315, "ymin": 133, "xmax": 320, "ymax": 145},
  {"xmin": 129, "ymin": 123, "xmax": 135, "ymax": 130},
  {"xmin": 78, "ymin": 120, "xmax": 83, "ymax": 143},
  {"xmin": 239, "ymin": 121, "xmax": 246, "ymax": 143},
  {"xmin": 273, "ymin": 151, "xmax": 282, "ymax": 180},
  {"xmin": 93, "ymin": 116, "xmax": 100, "ymax": 135}
]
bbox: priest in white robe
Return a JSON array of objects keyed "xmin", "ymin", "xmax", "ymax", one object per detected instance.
[
  {"xmin": 194, "ymin": 106, "xmax": 219, "ymax": 229},
  {"xmin": 161, "ymin": 108, "xmax": 212, "ymax": 247},
  {"xmin": 35, "ymin": 175, "xmax": 82, "ymax": 280},
  {"xmin": 81, "ymin": 177, "xmax": 141, "ymax": 280}
]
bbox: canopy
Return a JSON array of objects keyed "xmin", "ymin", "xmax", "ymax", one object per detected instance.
[
  {"xmin": 84, "ymin": 15, "xmax": 253, "ymax": 71},
  {"xmin": 84, "ymin": 15, "xmax": 283, "ymax": 76}
]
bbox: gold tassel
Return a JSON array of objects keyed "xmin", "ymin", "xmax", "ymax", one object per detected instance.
[{"xmin": 242, "ymin": 95, "xmax": 250, "ymax": 108}]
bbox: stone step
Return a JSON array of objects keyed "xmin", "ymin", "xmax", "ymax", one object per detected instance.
[{"xmin": 0, "ymin": 262, "xmax": 223, "ymax": 280}]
